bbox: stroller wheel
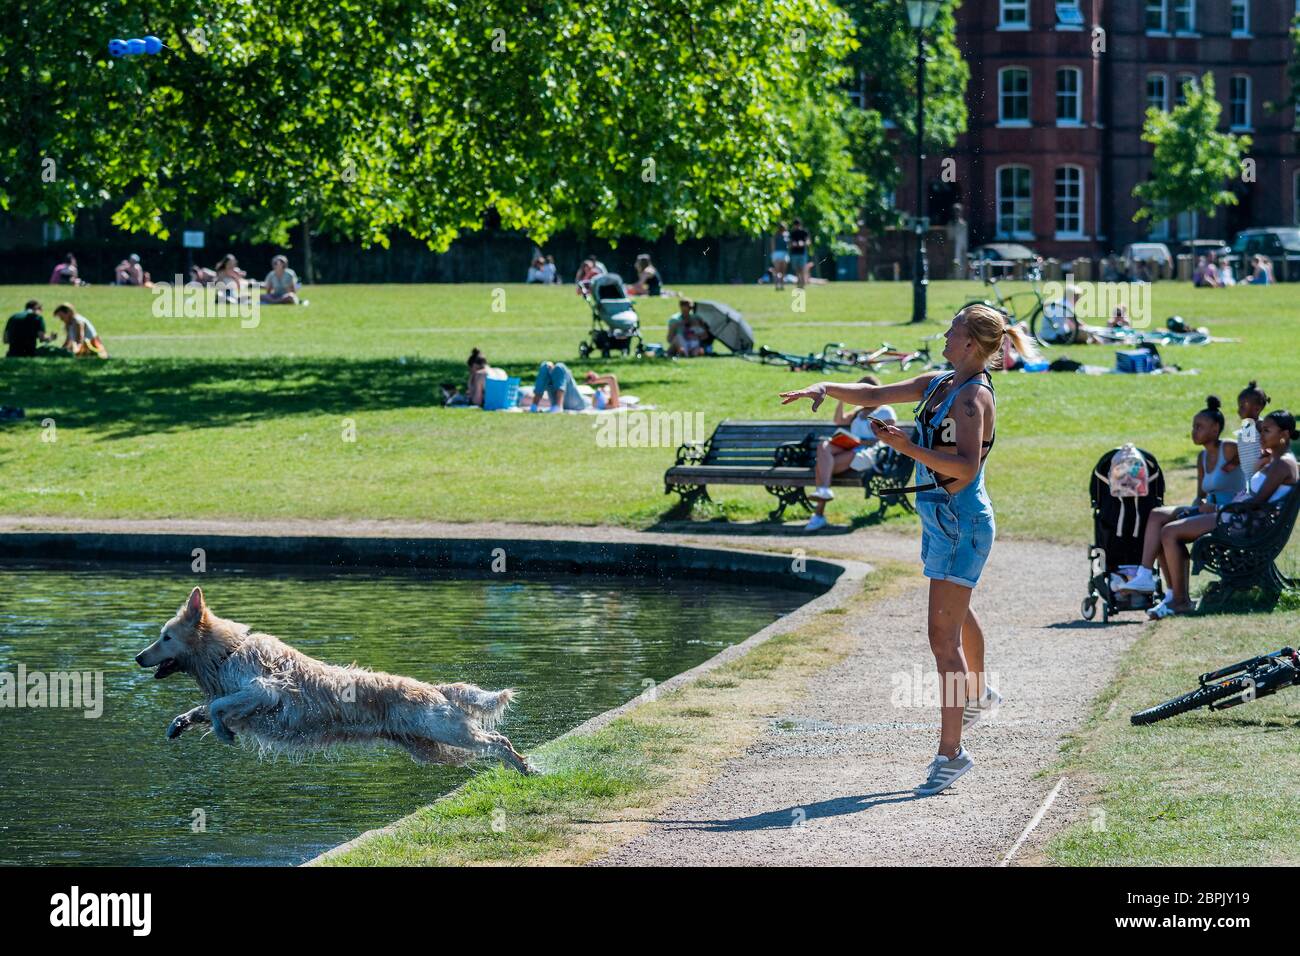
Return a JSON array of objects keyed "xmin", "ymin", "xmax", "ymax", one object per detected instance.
[
  {"xmin": 579, "ymin": 341, "xmax": 591, "ymax": 358},
  {"xmin": 1080, "ymin": 596, "xmax": 1097, "ymax": 621}
]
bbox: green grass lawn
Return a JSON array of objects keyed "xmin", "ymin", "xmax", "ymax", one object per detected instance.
[
  {"xmin": 0, "ymin": 279, "xmax": 1295, "ymax": 541},
  {"xmin": 1048, "ymin": 606, "xmax": 1300, "ymax": 865}
]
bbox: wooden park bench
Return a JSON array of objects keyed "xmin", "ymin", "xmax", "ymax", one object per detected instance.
[
  {"xmin": 664, "ymin": 419, "xmax": 917, "ymax": 520},
  {"xmin": 1191, "ymin": 487, "xmax": 1300, "ymax": 607}
]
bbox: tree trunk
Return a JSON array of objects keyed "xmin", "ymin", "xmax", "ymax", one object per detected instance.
[{"xmin": 301, "ymin": 217, "xmax": 315, "ymax": 285}]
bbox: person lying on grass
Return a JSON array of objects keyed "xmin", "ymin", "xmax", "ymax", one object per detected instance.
[
  {"xmin": 52, "ymin": 304, "xmax": 108, "ymax": 359},
  {"xmin": 527, "ymin": 362, "xmax": 620, "ymax": 412},
  {"xmin": 1114, "ymin": 395, "xmax": 1242, "ymax": 608},
  {"xmin": 1119, "ymin": 409, "xmax": 1297, "ymax": 619},
  {"xmin": 804, "ymin": 374, "xmax": 896, "ymax": 533}
]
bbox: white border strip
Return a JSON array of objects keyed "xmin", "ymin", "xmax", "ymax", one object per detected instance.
[{"xmin": 1000, "ymin": 776, "xmax": 1066, "ymax": 867}]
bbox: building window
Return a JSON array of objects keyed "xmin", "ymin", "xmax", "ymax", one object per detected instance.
[
  {"xmin": 1230, "ymin": 75, "xmax": 1251, "ymax": 129},
  {"xmin": 1231, "ymin": 0, "xmax": 1249, "ymax": 35},
  {"xmin": 1145, "ymin": 0, "xmax": 1167, "ymax": 32},
  {"xmin": 1173, "ymin": 0, "xmax": 1194, "ymax": 33},
  {"xmin": 999, "ymin": 67, "xmax": 1031, "ymax": 125},
  {"xmin": 997, "ymin": 166, "xmax": 1034, "ymax": 239},
  {"xmin": 1294, "ymin": 171, "xmax": 1299, "ymax": 226},
  {"xmin": 1056, "ymin": 68, "xmax": 1082, "ymax": 124},
  {"xmin": 1146, "ymin": 74, "xmax": 1168, "ymax": 112},
  {"xmin": 1055, "ymin": 167, "xmax": 1084, "ymax": 238},
  {"xmin": 1055, "ymin": 1, "xmax": 1085, "ymax": 28},
  {"xmin": 1000, "ymin": 0, "xmax": 1029, "ymax": 29},
  {"xmin": 1174, "ymin": 73, "xmax": 1196, "ymax": 108}
]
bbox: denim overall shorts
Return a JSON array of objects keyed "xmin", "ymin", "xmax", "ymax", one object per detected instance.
[{"xmin": 912, "ymin": 371, "xmax": 997, "ymax": 589}]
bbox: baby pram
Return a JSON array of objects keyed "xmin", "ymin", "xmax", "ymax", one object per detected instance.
[
  {"xmin": 579, "ymin": 273, "xmax": 643, "ymax": 358},
  {"xmin": 1082, "ymin": 446, "xmax": 1165, "ymax": 621}
]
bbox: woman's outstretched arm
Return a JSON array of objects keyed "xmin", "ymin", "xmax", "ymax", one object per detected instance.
[{"xmin": 779, "ymin": 371, "xmax": 943, "ymax": 412}]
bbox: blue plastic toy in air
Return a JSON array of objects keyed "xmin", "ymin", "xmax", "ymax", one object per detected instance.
[{"xmin": 108, "ymin": 35, "xmax": 164, "ymax": 57}]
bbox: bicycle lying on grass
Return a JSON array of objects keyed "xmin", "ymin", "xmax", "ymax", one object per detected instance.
[
  {"xmin": 1130, "ymin": 647, "xmax": 1300, "ymax": 725},
  {"xmin": 751, "ymin": 340, "xmax": 940, "ymax": 373}
]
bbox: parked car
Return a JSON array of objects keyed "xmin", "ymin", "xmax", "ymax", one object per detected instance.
[
  {"xmin": 968, "ymin": 243, "xmax": 1039, "ymax": 278},
  {"xmin": 1119, "ymin": 242, "xmax": 1174, "ymax": 281},
  {"xmin": 1231, "ymin": 228, "xmax": 1300, "ymax": 281}
]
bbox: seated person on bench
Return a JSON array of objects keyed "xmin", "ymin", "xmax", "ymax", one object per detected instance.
[
  {"xmin": 1119, "ymin": 409, "xmax": 1297, "ymax": 619},
  {"xmin": 1116, "ymin": 396, "xmax": 1242, "ymax": 604},
  {"xmin": 805, "ymin": 374, "xmax": 896, "ymax": 532}
]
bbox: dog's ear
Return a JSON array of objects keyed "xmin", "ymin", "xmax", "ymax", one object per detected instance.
[{"xmin": 183, "ymin": 586, "xmax": 206, "ymax": 623}]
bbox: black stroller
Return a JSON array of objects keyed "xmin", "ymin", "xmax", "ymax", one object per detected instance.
[
  {"xmin": 579, "ymin": 273, "xmax": 643, "ymax": 358},
  {"xmin": 1082, "ymin": 446, "xmax": 1165, "ymax": 622}
]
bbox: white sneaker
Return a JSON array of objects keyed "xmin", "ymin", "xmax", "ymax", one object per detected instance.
[
  {"xmin": 804, "ymin": 514, "xmax": 828, "ymax": 532},
  {"xmin": 1115, "ymin": 567, "xmax": 1157, "ymax": 594},
  {"xmin": 811, "ymin": 486, "xmax": 834, "ymax": 501},
  {"xmin": 915, "ymin": 746, "xmax": 974, "ymax": 796},
  {"xmin": 962, "ymin": 687, "xmax": 1003, "ymax": 730}
]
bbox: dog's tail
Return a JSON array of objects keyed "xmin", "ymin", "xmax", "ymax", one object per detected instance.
[{"xmin": 438, "ymin": 682, "xmax": 516, "ymax": 729}]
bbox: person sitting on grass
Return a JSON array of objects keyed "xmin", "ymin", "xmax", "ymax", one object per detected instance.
[
  {"xmin": 49, "ymin": 254, "xmax": 86, "ymax": 286},
  {"xmin": 1120, "ymin": 409, "xmax": 1298, "ymax": 619},
  {"xmin": 1244, "ymin": 254, "xmax": 1274, "ymax": 286},
  {"xmin": 52, "ymin": 304, "xmax": 108, "ymax": 358},
  {"xmin": 667, "ymin": 299, "xmax": 709, "ymax": 357},
  {"xmin": 213, "ymin": 254, "xmax": 249, "ymax": 303},
  {"xmin": 574, "ymin": 256, "xmax": 606, "ymax": 294},
  {"xmin": 1115, "ymin": 396, "xmax": 1242, "ymax": 606},
  {"xmin": 114, "ymin": 253, "xmax": 152, "ymax": 287},
  {"xmin": 260, "ymin": 255, "xmax": 304, "ymax": 305},
  {"xmin": 4, "ymin": 300, "xmax": 56, "ymax": 358},
  {"xmin": 626, "ymin": 254, "xmax": 662, "ymax": 296},
  {"xmin": 805, "ymin": 375, "xmax": 896, "ymax": 533},
  {"xmin": 465, "ymin": 348, "xmax": 507, "ymax": 407}
]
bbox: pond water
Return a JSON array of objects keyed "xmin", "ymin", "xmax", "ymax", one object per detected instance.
[{"xmin": 0, "ymin": 564, "xmax": 807, "ymax": 866}]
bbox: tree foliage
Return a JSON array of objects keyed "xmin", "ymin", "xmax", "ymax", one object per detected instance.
[
  {"xmin": 1, "ymin": 0, "xmax": 860, "ymax": 248},
  {"xmin": 1132, "ymin": 74, "xmax": 1249, "ymax": 234}
]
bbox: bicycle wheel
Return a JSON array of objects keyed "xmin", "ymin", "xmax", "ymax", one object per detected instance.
[{"xmin": 1130, "ymin": 677, "xmax": 1249, "ymax": 725}]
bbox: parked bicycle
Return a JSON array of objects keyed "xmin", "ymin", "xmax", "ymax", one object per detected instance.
[
  {"xmin": 961, "ymin": 272, "xmax": 1047, "ymax": 342},
  {"xmin": 1130, "ymin": 647, "xmax": 1300, "ymax": 725}
]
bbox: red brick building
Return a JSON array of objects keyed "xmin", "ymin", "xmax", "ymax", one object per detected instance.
[{"xmin": 890, "ymin": 0, "xmax": 1299, "ymax": 262}]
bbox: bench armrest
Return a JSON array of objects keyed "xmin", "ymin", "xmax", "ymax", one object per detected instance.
[{"xmin": 674, "ymin": 442, "xmax": 707, "ymax": 466}]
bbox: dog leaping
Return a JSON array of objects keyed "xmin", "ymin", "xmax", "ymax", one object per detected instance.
[{"xmin": 135, "ymin": 587, "xmax": 534, "ymax": 774}]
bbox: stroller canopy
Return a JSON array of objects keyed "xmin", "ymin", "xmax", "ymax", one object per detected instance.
[
  {"xmin": 692, "ymin": 300, "xmax": 754, "ymax": 353},
  {"xmin": 590, "ymin": 272, "xmax": 630, "ymax": 301}
]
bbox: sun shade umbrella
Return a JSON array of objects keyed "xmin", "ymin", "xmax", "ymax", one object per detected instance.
[{"xmin": 691, "ymin": 300, "xmax": 754, "ymax": 353}]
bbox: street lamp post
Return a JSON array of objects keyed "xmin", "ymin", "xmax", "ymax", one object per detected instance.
[{"xmin": 906, "ymin": 0, "xmax": 943, "ymax": 324}]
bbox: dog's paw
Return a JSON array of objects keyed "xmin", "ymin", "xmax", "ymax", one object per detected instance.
[
  {"xmin": 165, "ymin": 716, "xmax": 189, "ymax": 739},
  {"xmin": 211, "ymin": 722, "xmax": 237, "ymax": 744}
]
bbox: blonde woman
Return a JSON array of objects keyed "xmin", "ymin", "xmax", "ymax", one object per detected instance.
[{"xmin": 780, "ymin": 305, "xmax": 1038, "ymax": 796}]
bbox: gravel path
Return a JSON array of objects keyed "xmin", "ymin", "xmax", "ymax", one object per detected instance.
[
  {"xmin": 2, "ymin": 515, "xmax": 1142, "ymax": 865},
  {"xmin": 593, "ymin": 529, "xmax": 1144, "ymax": 867}
]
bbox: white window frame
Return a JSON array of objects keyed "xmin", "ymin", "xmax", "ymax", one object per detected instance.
[
  {"xmin": 1056, "ymin": 67, "xmax": 1083, "ymax": 126},
  {"xmin": 999, "ymin": 0, "xmax": 1030, "ymax": 30},
  {"xmin": 1146, "ymin": 73, "xmax": 1168, "ymax": 113},
  {"xmin": 1231, "ymin": 0, "xmax": 1250, "ymax": 36},
  {"xmin": 998, "ymin": 67, "xmax": 1032, "ymax": 127},
  {"xmin": 996, "ymin": 165, "xmax": 1034, "ymax": 240},
  {"xmin": 1054, "ymin": 166, "xmax": 1085, "ymax": 239},
  {"xmin": 1172, "ymin": 0, "xmax": 1195, "ymax": 34},
  {"xmin": 1145, "ymin": 0, "xmax": 1168, "ymax": 34},
  {"xmin": 1230, "ymin": 74, "xmax": 1252, "ymax": 131}
]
